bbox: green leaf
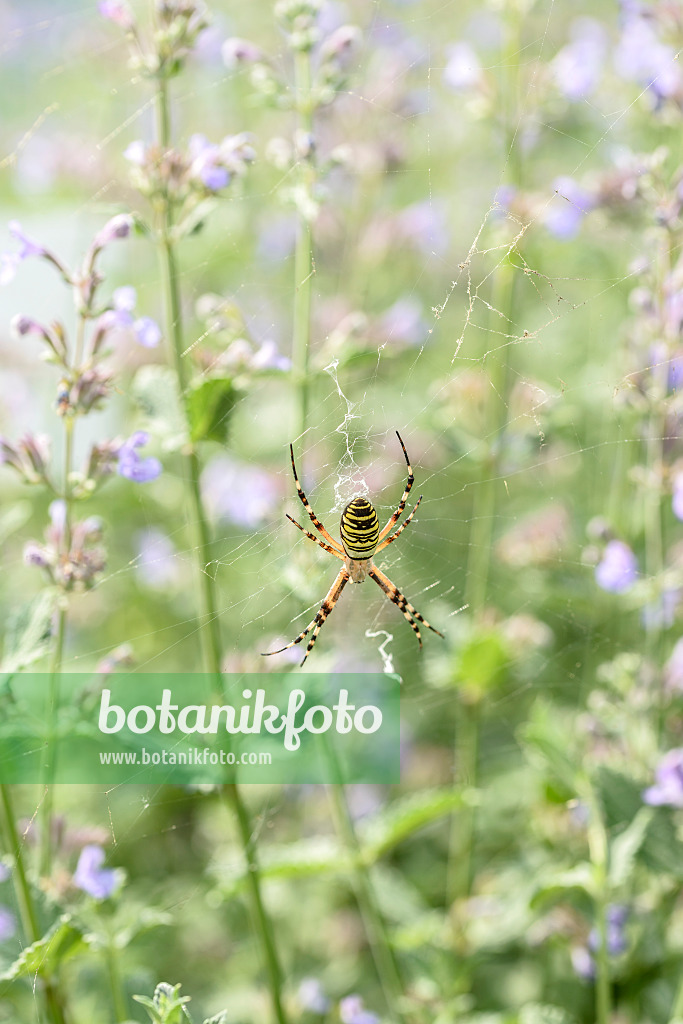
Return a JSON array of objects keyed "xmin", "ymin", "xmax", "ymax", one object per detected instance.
[
  {"xmin": 359, "ymin": 788, "xmax": 469, "ymax": 861},
  {"xmin": 520, "ymin": 702, "xmax": 577, "ymax": 795},
  {"xmin": 187, "ymin": 377, "xmax": 238, "ymax": 444},
  {"xmin": 530, "ymin": 863, "xmax": 595, "ymax": 909},
  {"xmin": 2, "ymin": 589, "xmax": 59, "ymax": 673},
  {"xmin": 518, "ymin": 1004, "xmax": 577, "ymax": 1024},
  {"xmin": 131, "ymin": 365, "xmax": 187, "ymax": 451},
  {"xmin": 213, "ymin": 836, "xmax": 345, "ymax": 895},
  {"xmin": 203, "ymin": 1014, "xmax": 229, "ymax": 1024},
  {"xmin": 0, "ymin": 915, "xmax": 87, "ymax": 982},
  {"xmin": 609, "ymin": 806, "xmax": 654, "ymax": 888}
]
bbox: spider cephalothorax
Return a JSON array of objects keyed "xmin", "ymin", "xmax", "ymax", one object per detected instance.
[{"xmin": 263, "ymin": 432, "xmax": 443, "ymax": 666}]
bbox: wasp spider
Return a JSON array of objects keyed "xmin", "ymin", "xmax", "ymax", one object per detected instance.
[{"xmin": 263, "ymin": 432, "xmax": 444, "ymax": 666}]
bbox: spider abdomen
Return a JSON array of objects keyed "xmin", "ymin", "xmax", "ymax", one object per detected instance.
[{"xmin": 340, "ymin": 496, "xmax": 380, "ymax": 560}]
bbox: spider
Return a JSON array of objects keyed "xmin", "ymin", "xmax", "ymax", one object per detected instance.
[{"xmin": 263, "ymin": 432, "xmax": 444, "ymax": 666}]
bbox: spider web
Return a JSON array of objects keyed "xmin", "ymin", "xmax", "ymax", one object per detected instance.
[{"xmin": 0, "ymin": 0, "xmax": 670, "ymax": 1015}]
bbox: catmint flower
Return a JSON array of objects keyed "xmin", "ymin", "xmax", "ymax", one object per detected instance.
[
  {"xmin": 298, "ymin": 978, "xmax": 331, "ymax": 1014},
  {"xmin": 379, "ymin": 297, "xmax": 428, "ymax": 346},
  {"xmin": 73, "ymin": 845, "xmax": 117, "ymax": 899},
  {"xmin": 98, "ymin": 0, "xmax": 134, "ymax": 30},
  {"xmin": 319, "ymin": 24, "xmax": 361, "ymax": 63},
  {"xmin": 1, "ymin": 221, "xmax": 67, "ymax": 285},
  {"xmin": 643, "ymin": 749, "xmax": 683, "ymax": 807},
  {"xmin": 250, "ymin": 339, "xmax": 291, "ymax": 371},
  {"xmin": 117, "ymin": 432, "xmax": 162, "ymax": 483},
  {"xmin": 23, "ymin": 542, "xmax": 51, "ymax": 571},
  {"xmin": 443, "ymin": 41, "xmax": 483, "ymax": 92},
  {"xmin": 339, "ymin": 995, "xmax": 380, "ymax": 1024},
  {"xmin": 47, "ymin": 499, "xmax": 67, "ymax": 546},
  {"xmin": 91, "ymin": 213, "xmax": 133, "ymax": 253},
  {"xmin": 0, "ymin": 906, "xmax": 16, "ymax": 942},
  {"xmin": 0, "ymin": 434, "xmax": 51, "ymax": 484},
  {"xmin": 188, "ymin": 134, "xmax": 231, "ymax": 191},
  {"xmin": 11, "ymin": 313, "xmax": 67, "ymax": 361},
  {"xmin": 202, "ymin": 456, "xmax": 279, "ymax": 526},
  {"xmin": 571, "ymin": 945, "xmax": 595, "ymax": 980},
  {"xmin": 135, "ymin": 528, "xmax": 179, "ymax": 588},
  {"xmin": 99, "ymin": 286, "xmax": 161, "ymax": 348},
  {"xmin": 545, "ymin": 177, "xmax": 595, "ymax": 240},
  {"xmin": 395, "ymin": 200, "xmax": 450, "ymax": 257},
  {"xmin": 614, "ymin": 15, "xmax": 681, "ymax": 101},
  {"xmin": 221, "ymin": 36, "xmax": 263, "ymax": 68},
  {"xmin": 589, "ymin": 905, "xmax": 629, "ymax": 956},
  {"xmin": 552, "ymin": 18, "xmax": 607, "ymax": 100},
  {"xmin": 672, "ymin": 474, "xmax": 683, "ymax": 521},
  {"xmin": 595, "ymin": 540, "xmax": 638, "ymax": 593}
]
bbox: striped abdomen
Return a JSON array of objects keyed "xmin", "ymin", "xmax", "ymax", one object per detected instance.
[{"xmin": 340, "ymin": 496, "xmax": 380, "ymax": 560}]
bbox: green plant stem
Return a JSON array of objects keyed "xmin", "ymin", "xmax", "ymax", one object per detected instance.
[
  {"xmin": 669, "ymin": 971, "xmax": 683, "ymax": 1024},
  {"xmin": 105, "ymin": 941, "xmax": 128, "ymax": 1023},
  {"xmin": 1, "ymin": 785, "xmax": 68, "ymax": 1024},
  {"xmin": 153, "ymin": 72, "xmax": 288, "ymax": 1024},
  {"xmin": 325, "ymin": 777, "xmax": 411, "ymax": 1024},
  {"xmin": 41, "ymin": 402, "xmax": 76, "ymax": 878},
  {"xmin": 292, "ymin": 48, "xmax": 314, "ymax": 440},
  {"xmin": 584, "ymin": 782, "xmax": 611, "ymax": 1024}
]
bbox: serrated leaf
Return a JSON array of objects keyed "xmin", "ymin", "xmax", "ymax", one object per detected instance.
[
  {"xmin": 594, "ymin": 766, "xmax": 643, "ymax": 829},
  {"xmin": 2, "ymin": 589, "xmax": 58, "ymax": 673},
  {"xmin": 359, "ymin": 788, "xmax": 468, "ymax": 861},
  {"xmin": 213, "ymin": 836, "xmax": 344, "ymax": 895},
  {"xmin": 0, "ymin": 915, "xmax": 86, "ymax": 982},
  {"xmin": 187, "ymin": 377, "xmax": 238, "ymax": 444},
  {"xmin": 203, "ymin": 1014, "xmax": 229, "ymax": 1024},
  {"xmin": 640, "ymin": 807, "xmax": 683, "ymax": 878},
  {"xmin": 131, "ymin": 365, "xmax": 188, "ymax": 451},
  {"xmin": 609, "ymin": 806, "xmax": 654, "ymax": 888}
]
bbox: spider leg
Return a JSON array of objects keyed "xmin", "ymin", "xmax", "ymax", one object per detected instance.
[
  {"xmin": 262, "ymin": 567, "xmax": 350, "ymax": 665},
  {"xmin": 286, "ymin": 514, "xmax": 345, "ymax": 558},
  {"xmin": 368, "ymin": 565, "xmax": 444, "ymax": 648},
  {"xmin": 289, "ymin": 444, "xmax": 340, "ymax": 549},
  {"xmin": 378, "ymin": 431, "xmax": 415, "ymax": 540},
  {"xmin": 375, "ymin": 496, "xmax": 422, "ymax": 553}
]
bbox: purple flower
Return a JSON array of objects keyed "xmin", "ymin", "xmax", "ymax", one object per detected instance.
[
  {"xmin": 8, "ymin": 221, "xmax": 45, "ymax": 260},
  {"xmin": 615, "ymin": 15, "xmax": 681, "ymax": 100},
  {"xmin": 589, "ymin": 904, "xmax": 629, "ymax": 956},
  {"xmin": 642, "ymin": 588, "xmax": 680, "ymax": 630},
  {"xmin": 443, "ymin": 42, "xmax": 483, "ymax": 92},
  {"xmin": 250, "ymin": 340, "xmax": 291, "ymax": 371},
  {"xmin": 643, "ymin": 749, "xmax": 683, "ymax": 807},
  {"xmin": 188, "ymin": 134, "xmax": 232, "ymax": 192},
  {"xmin": 340, "ymin": 996, "xmax": 380, "ymax": 1024},
  {"xmin": 395, "ymin": 200, "xmax": 450, "ymax": 257},
  {"xmin": 673, "ymin": 474, "xmax": 683, "ymax": 521},
  {"xmin": 379, "ymin": 297, "xmax": 428, "ymax": 346},
  {"xmin": 595, "ymin": 540, "xmax": 638, "ymax": 593},
  {"xmin": 221, "ymin": 36, "xmax": 263, "ymax": 68},
  {"xmin": 298, "ymin": 978, "xmax": 331, "ymax": 1014},
  {"xmin": 0, "ymin": 221, "xmax": 47, "ymax": 285},
  {"xmin": 133, "ymin": 316, "xmax": 162, "ymax": 348},
  {"xmin": 117, "ymin": 432, "xmax": 162, "ymax": 484},
  {"xmin": 545, "ymin": 177, "xmax": 595, "ymax": 240},
  {"xmin": 73, "ymin": 845, "xmax": 117, "ymax": 899},
  {"xmin": 91, "ymin": 213, "xmax": 133, "ymax": 252},
  {"xmin": 99, "ymin": 287, "xmax": 161, "ymax": 348},
  {"xmin": 0, "ymin": 906, "xmax": 16, "ymax": 942},
  {"xmin": 135, "ymin": 528, "xmax": 179, "ymax": 588},
  {"xmin": 98, "ymin": 0, "xmax": 134, "ymax": 30},
  {"xmin": 201, "ymin": 456, "xmax": 279, "ymax": 527},
  {"xmin": 552, "ymin": 18, "xmax": 607, "ymax": 100}
]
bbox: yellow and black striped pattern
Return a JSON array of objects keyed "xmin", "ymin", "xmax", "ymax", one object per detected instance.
[{"xmin": 339, "ymin": 496, "xmax": 380, "ymax": 560}]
